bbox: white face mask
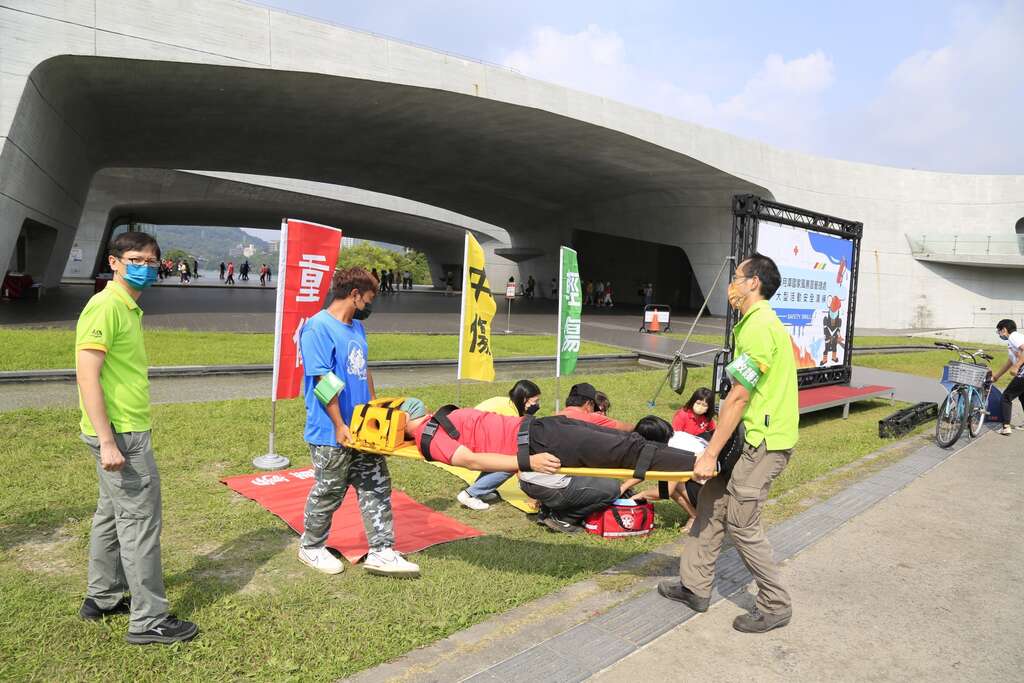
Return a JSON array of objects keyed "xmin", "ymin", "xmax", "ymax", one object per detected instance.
[{"xmin": 692, "ymin": 402, "xmax": 708, "ymax": 416}]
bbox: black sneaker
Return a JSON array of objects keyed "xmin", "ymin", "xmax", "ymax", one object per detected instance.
[
  {"xmin": 542, "ymin": 513, "xmax": 581, "ymax": 534},
  {"xmin": 125, "ymin": 616, "xmax": 199, "ymax": 645},
  {"xmin": 657, "ymin": 580, "xmax": 710, "ymax": 612},
  {"xmin": 79, "ymin": 596, "xmax": 130, "ymax": 621}
]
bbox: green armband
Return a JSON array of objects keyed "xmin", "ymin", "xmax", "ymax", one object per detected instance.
[
  {"xmin": 314, "ymin": 372, "xmax": 345, "ymax": 406},
  {"xmin": 725, "ymin": 352, "xmax": 764, "ymax": 392}
]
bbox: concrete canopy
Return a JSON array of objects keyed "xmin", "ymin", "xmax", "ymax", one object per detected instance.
[
  {"xmin": 70, "ymin": 167, "xmax": 515, "ymax": 282},
  {"xmin": 34, "ymin": 54, "xmax": 762, "ymax": 232},
  {"xmin": 3, "ymin": 0, "xmax": 1023, "ymax": 326}
]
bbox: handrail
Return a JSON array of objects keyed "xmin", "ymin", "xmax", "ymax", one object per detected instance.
[{"xmin": 906, "ymin": 233, "xmax": 1024, "ymax": 256}]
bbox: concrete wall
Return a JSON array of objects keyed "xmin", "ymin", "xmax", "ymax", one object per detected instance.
[{"xmin": 2, "ymin": 0, "xmax": 1022, "ymax": 328}]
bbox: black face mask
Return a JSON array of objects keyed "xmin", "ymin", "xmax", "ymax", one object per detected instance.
[
  {"xmin": 353, "ymin": 302, "xmax": 373, "ymax": 320},
  {"xmin": 524, "ymin": 403, "xmax": 540, "ymax": 416}
]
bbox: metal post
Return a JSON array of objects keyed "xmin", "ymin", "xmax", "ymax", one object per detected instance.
[
  {"xmin": 647, "ymin": 255, "xmax": 734, "ymax": 408},
  {"xmin": 506, "ymin": 297, "xmax": 512, "ymax": 334},
  {"xmin": 252, "ymin": 399, "xmax": 290, "ymax": 470}
]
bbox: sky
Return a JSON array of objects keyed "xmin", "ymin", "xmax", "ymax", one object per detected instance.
[{"xmin": 256, "ymin": 0, "xmax": 1023, "ymax": 175}]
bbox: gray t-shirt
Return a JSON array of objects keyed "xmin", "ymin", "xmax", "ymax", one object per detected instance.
[{"xmin": 519, "ymin": 471, "xmax": 571, "ymax": 489}]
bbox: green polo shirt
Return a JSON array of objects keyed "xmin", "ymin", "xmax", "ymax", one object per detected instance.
[
  {"xmin": 725, "ymin": 299, "xmax": 799, "ymax": 450},
  {"xmin": 75, "ymin": 281, "xmax": 151, "ymax": 436}
]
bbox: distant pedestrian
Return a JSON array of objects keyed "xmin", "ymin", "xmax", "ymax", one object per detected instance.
[
  {"xmin": 602, "ymin": 282, "xmax": 614, "ymax": 307},
  {"xmin": 225, "ymin": 261, "xmax": 235, "ymax": 285},
  {"xmin": 266, "ymin": 265, "xmax": 271, "ymax": 283},
  {"xmin": 550, "ymin": 277, "xmax": 557, "ymax": 299},
  {"xmin": 240, "ymin": 261, "xmax": 250, "ymax": 281},
  {"xmin": 584, "ymin": 280, "xmax": 594, "ymax": 305},
  {"xmin": 178, "ymin": 260, "xmax": 189, "ymax": 284},
  {"xmin": 445, "ymin": 271, "xmax": 455, "ymax": 296},
  {"xmin": 526, "ymin": 275, "xmax": 535, "ymax": 299},
  {"xmin": 192, "ymin": 260, "xmax": 200, "ymax": 279},
  {"xmin": 259, "ymin": 264, "xmax": 268, "ymax": 287},
  {"xmin": 219, "ymin": 262, "xmax": 226, "ymax": 280}
]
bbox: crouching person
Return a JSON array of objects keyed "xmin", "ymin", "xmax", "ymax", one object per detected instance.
[{"xmin": 297, "ymin": 267, "xmax": 420, "ymax": 578}]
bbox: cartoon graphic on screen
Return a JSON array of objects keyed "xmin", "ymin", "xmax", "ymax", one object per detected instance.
[
  {"xmin": 821, "ymin": 296, "xmax": 843, "ymax": 366},
  {"xmin": 756, "ymin": 221, "xmax": 855, "ymax": 370}
]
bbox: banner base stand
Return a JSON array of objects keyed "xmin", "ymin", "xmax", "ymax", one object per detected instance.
[{"xmin": 252, "ymin": 453, "xmax": 291, "ymax": 470}]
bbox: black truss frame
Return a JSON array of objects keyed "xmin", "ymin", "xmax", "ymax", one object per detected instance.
[{"xmin": 721, "ymin": 194, "xmax": 864, "ymax": 390}]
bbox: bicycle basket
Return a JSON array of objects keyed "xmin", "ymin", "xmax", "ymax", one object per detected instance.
[{"xmin": 945, "ymin": 361, "xmax": 987, "ymax": 389}]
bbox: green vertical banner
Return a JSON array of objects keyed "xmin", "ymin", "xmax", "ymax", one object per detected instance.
[{"xmin": 557, "ymin": 246, "xmax": 582, "ymax": 377}]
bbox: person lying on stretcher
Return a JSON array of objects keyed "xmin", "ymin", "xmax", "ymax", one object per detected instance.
[{"xmin": 403, "ymin": 404, "xmax": 698, "ymax": 478}]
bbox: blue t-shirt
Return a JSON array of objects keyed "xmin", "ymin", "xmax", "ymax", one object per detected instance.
[{"xmin": 300, "ymin": 310, "xmax": 372, "ymax": 446}]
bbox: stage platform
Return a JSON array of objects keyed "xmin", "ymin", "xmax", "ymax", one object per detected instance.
[{"xmin": 799, "ymin": 383, "xmax": 895, "ymax": 418}]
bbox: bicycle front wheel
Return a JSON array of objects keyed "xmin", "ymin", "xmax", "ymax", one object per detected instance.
[
  {"xmin": 968, "ymin": 386, "xmax": 989, "ymax": 437},
  {"xmin": 936, "ymin": 388, "xmax": 966, "ymax": 448}
]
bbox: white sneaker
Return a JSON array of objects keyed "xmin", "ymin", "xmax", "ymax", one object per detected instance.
[
  {"xmin": 457, "ymin": 489, "xmax": 490, "ymax": 511},
  {"xmin": 298, "ymin": 546, "xmax": 344, "ymax": 575},
  {"xmin": 998, "ymin": 425, "xmax": 1013, "ymax": 435},
  {"xmin": 364, "ymin": 548, "xmax": 420, "ymax": 577}
]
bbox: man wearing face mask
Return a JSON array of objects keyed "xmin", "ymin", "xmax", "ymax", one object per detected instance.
[
  {"xmin": 993, "ymin": 319, "xmax": 1024, "ymax": 436},
  {"xmin": 659, "ymin": 253, "xmax": 798, "ymax": 634},
  {"xmin": 297, "ymin": 267, "xmax": 420, "ymax": 578},
  {"xmin": 75, "ymin": 232, "xmax": 199, "ymax": 644}
]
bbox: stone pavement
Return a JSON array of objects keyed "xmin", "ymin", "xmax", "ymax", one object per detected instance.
[
  {"xmin": 593, "ymin": 428, "xmax": 1024, "ymax": 682},
  {"xmin": 349, "ymin": 428, "xmax": 1023, "ymax": 683}
]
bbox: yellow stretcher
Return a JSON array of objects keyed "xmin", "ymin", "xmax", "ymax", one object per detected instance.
[{"xmin": 345, "ymin": 399, "xmax": 695, "ymax": 484}]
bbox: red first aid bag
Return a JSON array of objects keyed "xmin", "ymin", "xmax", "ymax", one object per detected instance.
[{"xmin": 584, "ymin": 502, "xmax": 655, "ymax": 538}]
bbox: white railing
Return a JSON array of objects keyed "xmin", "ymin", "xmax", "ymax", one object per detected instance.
[{"xmin": 906, "ymin": 233, "xmax": 1024, "ymax": 256}]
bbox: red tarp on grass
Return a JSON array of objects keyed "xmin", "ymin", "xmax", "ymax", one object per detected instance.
[{"xmin": 221, "ymin": 468, "xmax": 484, "ymax": 563}]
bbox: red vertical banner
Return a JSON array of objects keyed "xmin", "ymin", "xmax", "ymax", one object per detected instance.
[{"xmin": 272, "ymin": 219, "xmax": 343, "ymax": 400}]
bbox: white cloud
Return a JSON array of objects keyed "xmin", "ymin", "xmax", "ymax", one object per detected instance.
[
  {"xmin": 501, "ymin": 25, "xmax": 835, "ymax": 154},
  {"xmin": 844, "ymin": 1, "xmax": 1024, "ymax": 172},
  {"xmin": 501, "ymin": 4, "xmax": 1024, "ymax": 173}
]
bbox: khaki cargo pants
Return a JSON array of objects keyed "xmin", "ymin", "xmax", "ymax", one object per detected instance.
[
  {"xmin": 81, "ymin": 431, "xmax": 169, "ymax": 633},
  {"xmin": 679, "ymin": 440, "xmax": 792, "ymax": 615}
]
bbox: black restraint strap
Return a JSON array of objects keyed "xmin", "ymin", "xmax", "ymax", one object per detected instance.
[
  {"xmin": 658, "ymin": 480, "xmax": 671, "ymax": 499},
  {"xmin": 632, "ymin": 442, "xmax": 657, "ymax": 481},
  {"xmin": 418, "ymin": 404, "xmax": 460, "ymax": 462},
  {"xmin": 516, "ymin": 416, "xmax": 534, "ymax": 472}
]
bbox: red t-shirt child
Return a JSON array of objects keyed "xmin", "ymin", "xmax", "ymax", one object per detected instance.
[
  {"xmin": 671, "ymin": 407, "xmax": 715, "ymax": 436},
  {"xmin": 413, "ymin": 408, "xmax": 521, "ymax": 465}
]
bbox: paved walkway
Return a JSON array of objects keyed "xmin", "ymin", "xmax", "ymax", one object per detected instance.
[
  {"xmin": 594, "ymin": 429, "xmax": 1023, "ymax": 682},
  {"xmin": 350, "ymin": 427, "xmax": 1023, "ymax": 683}
]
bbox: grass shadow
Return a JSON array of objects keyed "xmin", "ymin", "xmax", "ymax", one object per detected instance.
[
  {"xmin": 422, "ymin": 534, "xmax": 639, "ymax": 579},
  {"xmin": 165, "ymin": 527, "xmax": 292, "ymax": 617},
  {"xmin": 0, "ymin": 503, "xmax": 95, "ymax": 552}
]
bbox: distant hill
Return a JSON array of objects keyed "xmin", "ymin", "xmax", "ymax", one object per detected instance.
[{"xmin": 145, "ymin": 225, "xmax": 276, "ymax": 265}]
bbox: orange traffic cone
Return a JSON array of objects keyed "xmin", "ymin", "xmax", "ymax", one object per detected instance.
[{"xmin": 648, "ymin": 311, "xmax": 661, "ymax": 333}]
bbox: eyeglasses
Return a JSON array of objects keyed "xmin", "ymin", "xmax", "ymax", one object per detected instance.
[{"xmin": 122, "ymin": 257, "xmax": 160, "ymax": 267}]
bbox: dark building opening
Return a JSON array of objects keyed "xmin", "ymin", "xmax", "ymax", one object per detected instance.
[{"xmin": 571, "ymin": 229, "xmax": 704, "ymax": 310}]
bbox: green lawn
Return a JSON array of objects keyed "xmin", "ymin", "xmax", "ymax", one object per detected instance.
[
  {"xmin": 0, "ymin": 329, "xmax": 623, "ymax": 372},
  {"xmin": 0, "ymin": 366, "xmax": 917, "ymax": 681}
]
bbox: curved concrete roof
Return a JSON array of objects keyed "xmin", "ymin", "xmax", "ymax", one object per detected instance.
[{"xmin": 2, "ymin": 0, "xmax": 1023, "ymax": 327}]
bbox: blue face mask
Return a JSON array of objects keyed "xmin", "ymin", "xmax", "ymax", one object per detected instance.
[{"xmin": 122, "ymin": 261, "xmax": 159, "ymax": 290}]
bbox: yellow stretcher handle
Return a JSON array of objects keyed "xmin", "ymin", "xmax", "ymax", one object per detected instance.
[{"xmin": 345, "ymin": 442, "xmax": 695, "ymax": 482}]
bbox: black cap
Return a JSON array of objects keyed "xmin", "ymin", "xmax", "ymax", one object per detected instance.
[{"xmin": 568, "ymin": 382, "xmax": 598, "ymax": 402}]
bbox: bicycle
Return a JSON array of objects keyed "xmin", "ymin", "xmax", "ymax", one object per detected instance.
[{"xmin": 934, "ymin": 342, "xmax": 994, "ymax": 447}]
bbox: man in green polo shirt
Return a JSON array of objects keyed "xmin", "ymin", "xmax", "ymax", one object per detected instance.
[
  {"xmin": 659, "ymin": 253, "xmax": 798, "ymax": 634},
  {"xmin": 75, "ymin": 231, "xmax": 198, "ymax": 644}
]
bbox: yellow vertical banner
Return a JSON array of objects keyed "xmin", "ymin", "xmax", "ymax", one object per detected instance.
[{"xmin": 457, "ymin": 232, "xmax": 497, "ymax": 382}]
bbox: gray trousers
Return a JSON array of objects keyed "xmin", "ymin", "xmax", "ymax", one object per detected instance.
[
  {"xmin": 679, "ymin": 440, "xmax": 793, "ymax": 616},
  {"xmin": 301, "ymin": 444, "xmax": 395, "ymax": 551},
  {"xmin": 81, "ymin": 431, "xmax": 169, "ymax": 632}
]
